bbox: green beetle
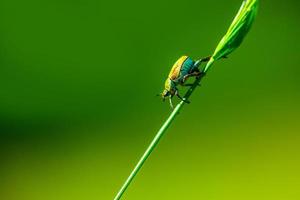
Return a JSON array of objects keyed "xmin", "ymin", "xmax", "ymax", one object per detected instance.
[{"xmin": 161, "ymin": 55, "xmax": 211, "ymax": 108}]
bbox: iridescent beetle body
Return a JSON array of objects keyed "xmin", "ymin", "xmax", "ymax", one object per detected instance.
[
  {"xmin": 168, "ymin": 56, "xmax": 198, "ymax": 84},
  {"xmin": 161, "ymin": 55, "xmax": 211, "ymax": 107}
]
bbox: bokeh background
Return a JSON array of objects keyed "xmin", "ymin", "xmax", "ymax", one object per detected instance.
[{"xmin": 1, "ymin": 0, "xmax": 299, "ymax": 199}]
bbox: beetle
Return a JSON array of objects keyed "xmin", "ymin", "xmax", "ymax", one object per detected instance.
[{"xmin": 161, "ymin": 55, "xmax": 211, "ymax": 108}]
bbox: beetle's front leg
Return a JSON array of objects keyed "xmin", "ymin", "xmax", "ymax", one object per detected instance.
[{"xmin": 175, "ymin": 91, "xmax": 190, "ymax": 104}]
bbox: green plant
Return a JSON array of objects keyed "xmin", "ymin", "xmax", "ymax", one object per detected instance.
[{"xmin": 114, "ymin": 1, "xmax": 259, "ymax": 199}]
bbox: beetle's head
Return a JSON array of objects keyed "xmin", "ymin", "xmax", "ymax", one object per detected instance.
[{"xmin": 161, "ymin": 79, "xmax": 176, "ymax": 101}]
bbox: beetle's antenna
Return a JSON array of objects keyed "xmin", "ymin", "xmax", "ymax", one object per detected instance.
[{"xmin": 169, "ymin": 97, "xmax": 174, "ymax": 109}]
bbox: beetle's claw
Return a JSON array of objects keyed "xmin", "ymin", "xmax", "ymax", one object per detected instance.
[{"xmin": 183, "ymin": 98, "xmax": 191, "ymax": 104}]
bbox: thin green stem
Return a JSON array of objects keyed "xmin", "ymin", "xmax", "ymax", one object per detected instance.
[
  {"xmin": 114, "ymin": 101, "xmax": 184, "ymax": 200},
  {"xmin": 113, "ymin": 60, "xmax": 215, "ymax": 200},
  {"xmin": 113, "ymin": 0, "xmax": 258, "ymax": 197}
]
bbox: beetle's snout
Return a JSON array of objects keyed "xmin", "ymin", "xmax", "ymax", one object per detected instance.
[
  {"xmin": 161, "ymin": 89, "xmax": 170, "ymax": 100},
  {"xmin": 157, "ymin": 90, "xmax": 170, "ymax": 102}
]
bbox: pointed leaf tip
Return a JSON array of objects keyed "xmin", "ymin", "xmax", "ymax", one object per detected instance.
[{"xmin": 204, "ymin": 0, "xmax": 259, "ymax": 72}]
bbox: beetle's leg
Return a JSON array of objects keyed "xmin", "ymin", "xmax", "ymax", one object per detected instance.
[
  {"xmin": 169, "ymin": 97, "xmax": 174, "ymax": 109},
  {"xmin": 182, "ymin": 74, "xmax": 191, "ymax": 83},
  {"xmin": 180, "ymin": 71, "xmax": 202, "ymax": 86},
  {"xmin": 196, "ymin": 71, "xmax": 207, "ymax": 80},
  {"xmin": 188, "ymin": 71, "xmax": 202, "ymax": 80},
  {"xmin": 191, "ymin": 67, "xmax": 206, "ymax": 79},
  {"xmin": 194, "ymin": 55, "xmax": 212, "ymax": 68},
  {"xmin": 201, "ymin": 56, "xmax": 211, "ymax": 62},
  {"xmin": 175, "ymin": 91, "xmax": 190, "ymax": 104},
  {"xmin": 182, "ymin": 70, "xmax": 200, "ymax": 83}
]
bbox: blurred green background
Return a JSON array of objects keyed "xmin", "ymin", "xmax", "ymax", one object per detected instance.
[{"xmin": 1, "ymin": 0, "xmax": 299, "ymax": 199}]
